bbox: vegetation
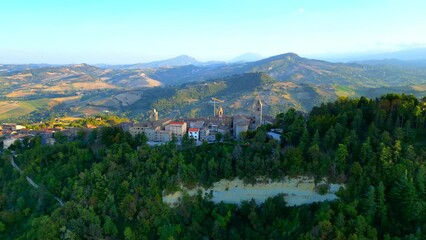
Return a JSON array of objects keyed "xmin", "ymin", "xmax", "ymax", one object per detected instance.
[
  {"xmin": 0, "ymin": 93, "xmax": 425, "ymax": 239},
  {"xmin": 150, "ymin": 72, "xmax": 275, "ymax": 115}
]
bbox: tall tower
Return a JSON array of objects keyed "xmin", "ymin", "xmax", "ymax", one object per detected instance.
[
  {"xmin": 217, "ymin": 106, "xmax": 224, "ymax": 118},
  {"xmin": 255, "ymin": 99, "xmax": 263, "ymax": 125},
  {"xmin": 149, "ymin": 108, "xmax": 159, "ymax": 121}
]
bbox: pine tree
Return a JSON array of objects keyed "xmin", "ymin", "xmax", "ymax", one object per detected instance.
[
  {"xmin": 363, "ymin": 185, "xmax": 376, "ymax": 222},
  {"xmin": 376, "ymin": 182, "xmax": 387, "ymax": 229}
]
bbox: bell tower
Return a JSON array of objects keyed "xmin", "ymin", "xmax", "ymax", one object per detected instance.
[
  {"xmin": 149, "ymin": 108, "xmax": 159, "ymax": 121},
  {"xmin": 255, "ymin": 99, "xmax": 263, "ymax": 125},
  {"xmin": 217, "ymin": 106, "xmax": 224, "ymax": 118}
]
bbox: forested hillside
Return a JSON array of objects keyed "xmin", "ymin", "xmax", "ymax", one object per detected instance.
[{"xmin": 1, "ymin": 93, "xmax": 425, "ymax": 239}]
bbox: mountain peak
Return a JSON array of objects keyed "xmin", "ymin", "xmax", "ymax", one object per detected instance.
[
  {"xmin": 175, "ymin": 54, "xmax": 195, "ymax": 59},
  {"xmin": 277, "ymin": 52, "xmax": 301, "ymax": 59},
  {"xmin": 257, "ymin": 52, "xmax": 302, "ymax": 63}
]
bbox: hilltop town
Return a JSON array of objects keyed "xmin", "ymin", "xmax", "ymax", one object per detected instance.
[
  {"xmin": 1, "ymin": 99, "xmax": 279, "ymax": 149},
  {"xmin": 127, "ymin": 99, "xmax": 275, "ymax": 143}
]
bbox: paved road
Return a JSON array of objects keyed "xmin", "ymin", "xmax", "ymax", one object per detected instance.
[{"xmin": 9, "ymin": 153, "xmax": 64, "ymax": 207}]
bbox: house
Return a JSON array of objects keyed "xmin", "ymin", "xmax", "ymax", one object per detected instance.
[
  {"xmin": 3, "ymin": 138, "xmax": 16, "ymax": 149},
  {"xmin": 3, "ymin": 134, "xmax": 32, "ymax": 149},
  {"xmin": 128, "ymin": 119, "xmax": 173, "ymax": 142},
  {"xmin": 199, "ymin": 127, "xmax": 210, "ymax": 141},
  {"xmin": 233, "ymin": 115, "xmax": 251, "ymax": 138},
  {"xmin": 155, "ymin": 130, "xmax": 172, "ymax": 142},
  {"xmin": 188, "ymin": 128, "xmax": 199, "ymax": 140},
  {"xmin": 165, "ymin": 122, "xmax": 187, "ymax": 137},
  {"xmin": 267, "ymin": 132, "xmax": 281, "ymax": 142},
  {"xmin": 2, "ymin": 123, "xmax": 26, "ymax": 131},
  {"xmin": 189, "ymin": 121, "xmax": 204, "ymax": 129},
  {"xmin": 46, "ymin": 138, "xmax": 56, "ymax": 145},
  {"xmin": 129, "ymin": 119, "xmax": 171, "ymax": 139},
  {"xmin": 141, "ymin": 128, "xmax": 171, "ymax": 142}
]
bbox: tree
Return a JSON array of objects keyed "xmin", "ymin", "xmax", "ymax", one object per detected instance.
[
  {"xmin": 283, "ymin": 147, "xmax": 304, "ymax": 175},
  {"xmin": 363, "ymin": 185, "xmax": 376, "ymax": 221},
  {"xmin": 298, "ymin": 127, "xmax": 310, "ymax": 152},
  {"xmin": 120, "ymin": 194, "xmax": 137, "ymax": 220},
  {"xmin": 215, "ymin": 132, "xmax": 223, "ymax": 142},
  {"xmin": 124, "ymin": 227, "xmax": 135, "ymax": 240},
  {"xmin": 376, "ymin": 182, "xmax": 387, "ymax": 228},
  {"xmin": 27, "ymin": 216, "xmax": 60, "ymax": 240},
  {"xmin": 324, "ymin": 127, "xmax": 337, "ymax": 150},
  {"xmin": 360, "ymin": 137, "xmax": 374, "ymax": 164},
  {"xmin": 0, "ymin": 221, "xmax": 5, "ymax": 233},
  {"xmin": 103, "ymin": 216, "xmax": 118, "ymax": 237},
  {"xmin": 334, "ymin": 144, "xmax": 348, "ymax": 176},
  {"xmin": 312, "ymin": 130, "xmax": 320, "ymax": 147}
]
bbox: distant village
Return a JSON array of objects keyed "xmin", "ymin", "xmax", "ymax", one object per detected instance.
[{"xmin": 1, "ymin": 99, "xmax": 282, "ymax": 149}]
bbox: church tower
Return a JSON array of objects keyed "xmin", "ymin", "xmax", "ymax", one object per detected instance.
[
  {"xmin": 149, "ymin": 108, "xmax": 159, "ymax": 121},
  {"xmin": 217, "ymin": 106, "xmax": 224, "ymax": 118},
  {"xmin": 255, "ymin": 99, "xmax": 263, "ymax": 125}
]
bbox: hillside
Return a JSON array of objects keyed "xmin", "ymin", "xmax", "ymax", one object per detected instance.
[
  {"xmin": 1, "ymin": 94, "xmax": 425, "ymax": 239},
  {"xmin": 0, "ymin": 53, "xmax": 425, "ymax": 122},
  {"xmin": 140, "ymin": 53, "xmax": 426, "ymax": 87},
  {"xmin": 0, "ymin": 64, "xmax": 161, "ymax": 97}
]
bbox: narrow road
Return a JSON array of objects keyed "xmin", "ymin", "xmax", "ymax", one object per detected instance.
[
  {"xmin": 9, "ymin": 153, "xmax": 65, "ymax": 207},
  {"xmin": 10, "ymin": 157, "xmax": 23, "ymax": 173}
]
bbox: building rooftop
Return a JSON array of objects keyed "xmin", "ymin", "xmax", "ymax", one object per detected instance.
[
  {"xmin": 188, "ymin": 128, "xmax": 199, "ymax": 132},
  {"xmin": 169, "ymin": 121, "xmax": 185, "ymax": 125}
]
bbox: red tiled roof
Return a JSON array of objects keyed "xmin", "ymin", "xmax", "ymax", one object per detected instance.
[{"xmin": 188, "ymin": 128, "xmax": 199, "ymax": 132}]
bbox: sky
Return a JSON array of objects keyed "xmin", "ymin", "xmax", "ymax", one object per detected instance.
[{"xmin": 1, "ymin": 0, "xmax": 426, "ymax": 64}]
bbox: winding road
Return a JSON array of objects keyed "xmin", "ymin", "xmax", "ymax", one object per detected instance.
[{"xmin": 9, "ymin": 153, "xmax": 65, "ymax": 207}]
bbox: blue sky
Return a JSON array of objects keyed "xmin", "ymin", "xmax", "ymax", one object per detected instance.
[{"xmin": 1, "ymin": 0, "xmax": 425, "ymax": 64}]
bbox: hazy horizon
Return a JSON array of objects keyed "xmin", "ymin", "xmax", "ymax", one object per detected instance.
[{"xmin": 1, "ymin": 0, "xmax": 426, "ymax": 64}]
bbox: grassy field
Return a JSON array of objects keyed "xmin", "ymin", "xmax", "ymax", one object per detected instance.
[
  {"xmin": 412, "ymin": 84, "xmax": 426, "ymax": 91},
  {"xmin": 6, "ymin": 90, "xmax": 37, "ymax": 98},
  {"xmin": 334, "ymin": 85, "xmax": 356, "ymax": 97},
  {"xmin": 48, "ymin": 95, "xmax": 82, "ymax": 108},
  {"xmin": 0, "ymin": 99, "xmax": 50, "ymax": 120},
  {"xmin": 57, "ymin": 117, "xmax": 84, "ymax": 121},
  {"xmin": 44, "ymin": 81, "xmax": 116, "ymax": 92}
]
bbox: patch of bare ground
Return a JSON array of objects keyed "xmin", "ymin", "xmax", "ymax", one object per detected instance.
[
  {"xmin": 6, "ymin": 90, "xmax": 37, "ymax": 98},
  {"xmin": 412, "ymin": 84, "xmax": 426, "ymax": 91},
  {"xmin": 113, "ymin": 93, "xmax": 142, "ymax": 106},
  {"xmin": 48, "ymin": 96, "xmax": 82, "ymax": 108},
  {"xmin": 273, "ymin": 81, "xmax": 299, "ymax": 88},
  {"xmin": 0, "ymin": 101, "xmax": 21, "ymax": 115},
  {"xmin": 163, "ymin": 177, "xmax": 344, "ymax": 207}
]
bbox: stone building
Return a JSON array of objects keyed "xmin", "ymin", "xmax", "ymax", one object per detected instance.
[
  {"xmin": 129, "ymin": 118, "xmax": 172, "ymax": 142},
  {"xmin": 165, "ymin": 121, "xmax": 187, "ymax": 137}
]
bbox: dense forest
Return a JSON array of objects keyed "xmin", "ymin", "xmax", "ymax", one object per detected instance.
[{"xmin": 1, "ymin": 93, "xmax": 425, "ymax": 239}]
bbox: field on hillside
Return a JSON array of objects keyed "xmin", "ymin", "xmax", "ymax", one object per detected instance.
[
  {"xmin": 48, "ymin": 95, "xmax": 82, "ymax": 107},
  {"xmin": 0, "ymin": 99, "xmax": 49, "ymax": 120},
  {"xmin": 334, "ymin": 85, "xmax": 356, "ymax": 97}
]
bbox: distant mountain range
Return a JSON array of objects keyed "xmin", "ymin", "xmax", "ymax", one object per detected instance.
[
  {"xmin": 320, "ymin": 47, "xmax": 426, "ymax": 63},
  {"xmin": 137, "ymin": 52, "xmax": 426, "ymax": 87},
  {"xmin": 0, "ymin": 52, "xmax": 425, "ymax": 121},
  {"xmin": 93, "ymin": 53, "xmax": 264, "ymax": 70},
  {"xmin": 229, "ymin": 52, "xmax": 263, "ymax": 63},
  {"xmin": 95, "ymin": 55, "xmax": 226, "ymax": 70}
]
